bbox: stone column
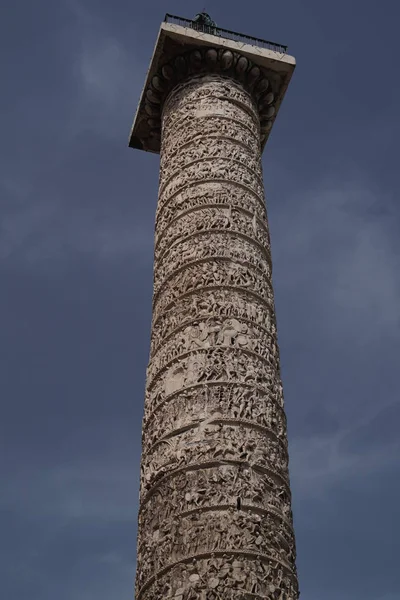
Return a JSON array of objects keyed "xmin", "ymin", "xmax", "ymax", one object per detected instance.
[{"xmin": 135, "ymin": 73, "xmax": 299, "ymax": 600}]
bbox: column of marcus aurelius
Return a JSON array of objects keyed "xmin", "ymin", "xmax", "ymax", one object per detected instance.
[{"xmin": 129, "ymin": 15, "xmax": 298, "ymax": 600}]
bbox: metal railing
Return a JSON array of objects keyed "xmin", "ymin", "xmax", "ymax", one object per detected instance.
[{"xmin": 164, "ymin": 14, "xmax": 288, "ymax": 54}]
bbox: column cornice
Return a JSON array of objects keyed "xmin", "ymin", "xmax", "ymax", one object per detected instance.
[{"xmin": 140, "ymin": 47, "xmax": 277, "ymax": 151}]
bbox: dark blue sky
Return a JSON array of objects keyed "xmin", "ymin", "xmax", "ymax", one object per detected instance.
[{"xmin": 1, "ymin": 1, "xmax": 400, "ymax": 598}]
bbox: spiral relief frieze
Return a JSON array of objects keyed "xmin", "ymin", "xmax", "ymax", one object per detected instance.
[
  {"xmin": 150, "ymin": 288, "xmax": 277, "ymax": 355},
  {"xmin": 149, "ymin": 311, "xmax": 279, "ymax": 363},
  {"xmin": 157, "ymin": 158, "xmax": 265, "ymax": 215},
  {"xmin": 142, "ymin": 379, "xmax": 285, "ymax": 439},
  {"xmin": 152, "ymin": 257, "xmax": 273, "ymax": 315},
  {"xmin": 140, "ymin": 465, "xmax": 293, "ymax": 523},
  {"xmin": 141, "ymin": 383, "xmax": 287, "ymax": 449},
  {"xmin": 146, "ymin": 319, "xmax": 280, "ymax": 386},
  {"xmin": 160, "ymin": 119, "xmax": 261, "ymax": 166},
  {"xmin": 136, "ymin": 509, "xmax": 296, "ymax": 588},
  {"xmin": 154, "ymin": 205, "xmax": 271, "ymax": 263},
  {"xmin": 140, "ymin": 424, "xmax": 289, "ymax": 493},
  {"xmin": 159, "ymin": 136, "xmax": 262, "ymax": 188},
  {"xmin": 160, "ymin": 134, "xmax": 261, "ymax": 176},
  {"xmin": 137, "ymin": 554, "xmax": 298, "ymax": 600},
  {"xmin": 154, "ymin": 232, "xmax": 271, "ymax": 291},
  {"xmin": 145, "ymin": 346, "xmax": 278, "ymax": 402},
  {"xmin": 136, "ymin": 71, "xmax": 299, "ymax": 599},
  {"xmin": 152, "ymin": 260, "xmax": 275, "ymax": 321},
  {"xmin": 155, "ymin": 181, "xmax": 268, "ymax": 234}
]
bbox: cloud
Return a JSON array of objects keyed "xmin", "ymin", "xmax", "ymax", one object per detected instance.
[
  {"xmin": 0, "ymin": 185, "xmax": 154, "ymax": 266},
  {"xmin": 66, "ymin": 0, "xmax": 145, "ymax": 140},
  {"xmin": 290, "ymin": 398, "xmax": 400, "ymax": 498},
  {"xmin": 80, "ymin": 37, "xmax": 128, "ymax": 107},
  {"xmin": 271, "ymin": 180, "xmax": 400, "ymax": 343},
  {"xmin": 0, "ymin": 1, "xmax": 152, "ymax": 268},
  {"xmin": 2, "ymin": 460, "xmax": 139, "ymax": 522},
  {"xmin": 1, "ymin": 446, "xmax": 139, "ymax": 599},
  {"xmin": 267, "ymin": 176, "xmax": 400, "ymax": 503}
]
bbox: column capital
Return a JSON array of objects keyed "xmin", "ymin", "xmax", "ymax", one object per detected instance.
[{"xmin": 129, "ymin": 20, "xmax": 295, "ymax": 154}]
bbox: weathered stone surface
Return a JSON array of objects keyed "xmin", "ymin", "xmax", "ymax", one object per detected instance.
[{"xmin": 135, "ymin": 74, "xmax": 299, "ymax": 600}]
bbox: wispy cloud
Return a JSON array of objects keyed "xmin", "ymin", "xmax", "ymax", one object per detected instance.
[
  {"xmin": 270, "ymin": 177, "xmax": 400, "ymax": 501},
  {"xmin": 66, "ymin": 0, "xmax": 144, "ymax": 140},
  {"xmin": 0, "ymin": 1, "xmax": 151, "ymax": 267},
  {"xmin": 2, "ymin": 460, "xmax": 139, "ymax": 522},
  {"xmin": 0, "ymin": 186, "xmax": 154, "ymax": 265},
  {"xmin": 272, "ymin": 179, "xmax": 400, "ymax": 342},
  {"xmin": 290, "ymin": 398, "xmax": 400, "ymax": 497}
]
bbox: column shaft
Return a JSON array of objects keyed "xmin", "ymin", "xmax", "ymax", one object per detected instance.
[{"xmin": 135, "ymin": 74, "xmax": 299, "ymax": 600}]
